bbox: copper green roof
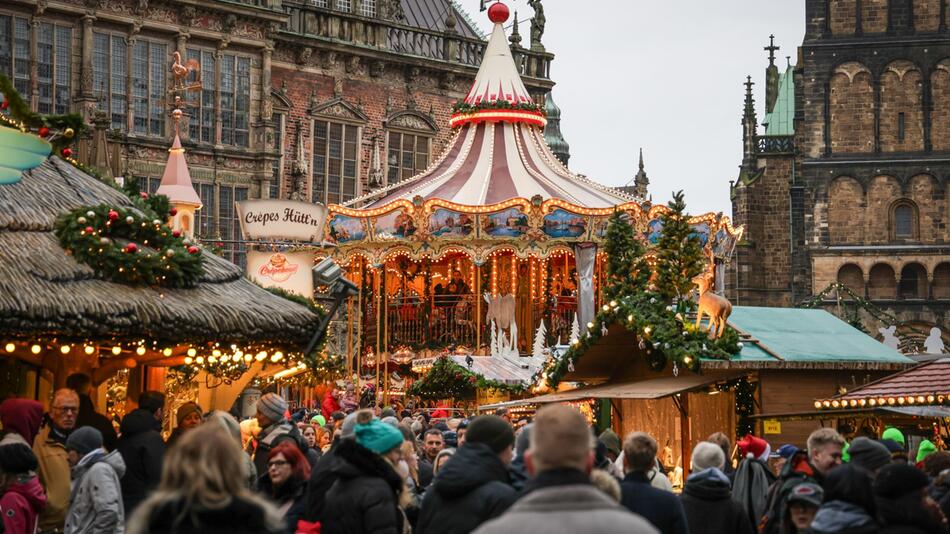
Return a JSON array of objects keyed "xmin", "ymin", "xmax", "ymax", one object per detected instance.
[
  {"xmin": 763, "ymin": 65, "xmax": 795, "ymax": 136},
  {"xmin": 707, "ymin": 307, "xmax": 912, "ymax": 366}
]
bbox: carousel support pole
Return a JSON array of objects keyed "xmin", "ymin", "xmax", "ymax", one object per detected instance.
[
  {"xmin": 346, "ymin": 297, "xmax": 353, "ymax": 377},
  {"xmin": 375, "ymin": 266, "xmax": 382, "ymax": 403},
  {"xmin": 424, "ymin": 257, "xmax": 432, "ymax": 348},
  {"xmin": 476, "ymin": 262, "xmax": 482, "ymax": 351},
  {"xmin": 383, "ymin": 359, "xmax": 389, "ymax": 408}
]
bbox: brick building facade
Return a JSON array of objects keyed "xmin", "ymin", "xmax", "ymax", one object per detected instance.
[
  {"xmin": 729, "ymin": 0, "xmax": 950, "ymax": 352},
  {"xmin": 0, "ymin": 0, "xmax": 555, "ymax": 267}
]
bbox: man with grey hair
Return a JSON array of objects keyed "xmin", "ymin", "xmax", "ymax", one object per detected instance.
[
  {"xmin": 474, "ymin": 405, "xmax": 657, "ymax": 534},
  {"xmin": 619, "ymin": 432, "xmax": 688, "ymax": 534},
  {"xmin": 680, "ymin": 442, "xmax": 754, "ymax": 534},
  {"xmin": 35, "ymin": 388, "xmax": 79, "ymax": 533}
]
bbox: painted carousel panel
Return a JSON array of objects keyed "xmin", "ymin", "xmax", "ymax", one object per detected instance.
[
  {"xmin": 481, "ymin": 207, "xmax": 528, "ymax": 238},
  {"xmin": 542, "ymin": 208, "xmax": 589, "ymax": 239},
  {"xmin": 429, "ymin": 208, "xmax": 476, "ymax": 238},
  {"xmin": 328, "ymin": 214, "xmax": 367, "ymax": 244},
  {"xmin": 373, "ymin": 208, "xmax": 417, "ymax": 240}
]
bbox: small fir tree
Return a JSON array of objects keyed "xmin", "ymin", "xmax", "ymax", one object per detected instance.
[
  {"xmin": 603, "ymin": 210, "xmax": 650, "ymax": 301},
  {"xmin": 655, "ymin": 190, "xmax": 705, "ymax": 306}
]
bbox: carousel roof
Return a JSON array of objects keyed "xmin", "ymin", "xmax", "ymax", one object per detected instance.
[
  {"xmin": 0, "ymin": 156, "xmax": 319, "ymax": 345},
  {"xmin": 347, "ymin": 4, "xmax": 634, "ymax": 210}
]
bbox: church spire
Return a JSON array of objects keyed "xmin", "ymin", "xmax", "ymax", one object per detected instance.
[
  {"xmin": 543, "ymin": 91, "xmax": 570, "ymax": 166},
  {"xmin": 764, "ymin": 34, "xmax": 781, "ymax": 112},
  {"xmin": 741, "ymin": 76, "xmax": 758, "ymax": 172},
  {"xmin": 633, "ymin": 148, "xmax": 649, "ymax": 198},
  {"xmin": 156, "ymin": 98, "xmax": 202, "ymax": 238}
]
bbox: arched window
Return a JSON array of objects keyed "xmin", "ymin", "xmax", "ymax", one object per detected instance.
[
  {"xmin": 836, "ymin": 264, "xmax": 865, "ymax": 299},
  {"xmin": 891, "ymin": 200, "xmax": 917, "ymax": 240},
  {"xmin": 869, "ymin": 263, "xmax": 897, "ymax": 300},
  {"xmin": 934, "ymin": 263, "xmax": 950, "ymax": 299},
  {"xmin": 899, "ymin": 263, "xmax": 927, "ymax": 299}
]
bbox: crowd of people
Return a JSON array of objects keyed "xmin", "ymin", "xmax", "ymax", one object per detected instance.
[{"xmin": 2, "ymin": 376, "xmax": 950, "ymax": 534}]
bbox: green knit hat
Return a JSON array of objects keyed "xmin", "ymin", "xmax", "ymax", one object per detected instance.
[
  {"xmin": 882, "ymin": 427, "xmax": 905, "ymax": 446},
  {"xmin": 916, "ymin": 439, "xmax": 937, "ymax": 463},
  {"xmin": 842, "ymin": 441, "xmax": 850, "ymax": 462},
  {"xmin": 355, "ymin": 419, "xmax": 404, "ymax": 454},
  {"xmin": 311, "ymin": 414, "xmax": 326, "ymax": 427}
]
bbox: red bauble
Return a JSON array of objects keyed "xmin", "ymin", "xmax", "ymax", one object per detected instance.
[
  {"xmin": 108, "ymin": 210, "xmax": 119, "ymax": 221},
  {"xmin": 61, "ymin": 147, "xmax": 73, "ymax": 158},
  {"xmin": 38, "ymin": 127, "xmax": 50, "ymax": 138},
  {"xmin": 454, "ymin": 373, "xmax": 462, "ymax": 380},
  {"xmin": 172, "ymin": 230, "xmax": 181, "ymax": 238},
  {"xmin": 140, "ymin": 192, "xmax": 149, "ymax": 199},
  {"xmin": 84, "ymin": 226, "xmax": 94, "ymax": 234},
  {"xmin": 187, "ymin": 245, "xmax": 199, "ymax": 254},
  {"xmin": 169, "ymin": 208, "xmax": 178, "ymax": 216},
  {"xmin": 487, "ymin": 1, "xmax": 509, "ymax": 23},
  {"xmin": 126, "ymin": 243, "xmax": 138, "ymax": 253},
  {"xmin": 0, "ymin": 100, "xmax": 8, "ymax": 110}
]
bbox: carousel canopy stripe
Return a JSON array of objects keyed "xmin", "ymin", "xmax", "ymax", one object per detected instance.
[
  {"xmin": 463, "ymin": 21, "xmax": 533, "ymax": 106},
  {"xmin": 348, "ymin": 122, "xmax": 633, "ymax": 211},
  {"xmin": 0, "ymin": 157, "xmax": 319, "ymax": 345}
]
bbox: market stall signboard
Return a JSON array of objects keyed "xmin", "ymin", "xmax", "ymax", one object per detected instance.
[
  {"xmin": 246, "ymin": 250, "xmax": 314, "ymax": 297},
  {"xmin": 236, "ymin": 200, "xmax": 327, "ymax": 242}
]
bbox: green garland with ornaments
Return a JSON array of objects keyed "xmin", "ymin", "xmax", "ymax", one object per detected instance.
[
  {"xmin": 0, "ymin": 75, "xmax": 84, "ymax": 156},
  {"xmin": 55, "ymin": 202, "xmax": 204, "ymax": 288},
  {"xmin": 409, "ymin": 355, "xmax": 525, "ymax": 400},
  {"xmin": 451, "ymin": 99, "xmax": 545, "ymax": 116},
  {"xmin": 540, "ymin": 192, "xmax": 741, "ymax": 388}
]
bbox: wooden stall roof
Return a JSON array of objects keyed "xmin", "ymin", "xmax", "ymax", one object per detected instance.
[
  {"xmin": 752, "ymin": 405, "xmax": 950, "ymax": 421},
  {"xmin": 521, "ymin": 372, "xmax": 743, "ymax": 404},
  {"xmin": 0, "ymin": 157, "xmax": 319, "ymax": 345},
  {"xmin": 831, "ymin": 358, "xmax": 950, "ymax": 402}
]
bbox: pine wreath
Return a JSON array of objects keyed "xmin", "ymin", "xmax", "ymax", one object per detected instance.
[{"xmin": 55, "ymin": 204, "xmax": 204, "ymax": 287}]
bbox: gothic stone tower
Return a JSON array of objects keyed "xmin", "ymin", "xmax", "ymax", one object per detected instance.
[{"xmin": 730, "ymin": 0, "xmax": 950, "ymax": 351}]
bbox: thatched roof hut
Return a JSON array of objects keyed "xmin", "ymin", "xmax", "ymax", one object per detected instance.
[{"xmin": 0, "ymin": 156, "xmax": 319, "ymax": 382}]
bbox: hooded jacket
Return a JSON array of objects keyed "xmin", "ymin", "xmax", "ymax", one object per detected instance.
[
  {"xmin": 759, "ymin": 451, "xmax": 818, "ymax": 534},
  {"xmin": 732, "ymin": 456, "xmax": 777, "ymax": 530},
  {"xmin": 1, "ymin": 476, "xmax": 47, "ymax": 534},
  {"xmin": 76, "ymin": 394, "xmax": 118, "ymax": 451},
  {"xmin": 64, "ymin": 449, "xmax": 126, "ymax": 534},
  {"xmin": 809, "ymin": 500, "xmax": 880, "ymax": 534},
  {"xmin": 0, "ymin": 399, "xmax": 44, "ymax": 444},
  {"xmin": 33, "ymin": 425, "xmax": 71, "ymax": 532},
  {"xmin": 257, "ymin": 472, "xmax": 308, "ymax": 534},
  {"xmin": 117, "ymin": 408, "xmax": 165, "ymax": 515},
  {"xmin": 680, "ymin": 467, "xmax": 753, "ymax": 534},
  {"xmin": 319, "ymin": 439, "xmax": 404, "ymax": 534},
  {"xmin": 416, "ymin": 442, "xmax": 517, "ymax": 534}
]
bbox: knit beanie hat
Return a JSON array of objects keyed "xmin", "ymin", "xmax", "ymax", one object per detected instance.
[
  {"xmin": 341, "ymin": 411, "xmax": 360, "ymax": 439},
  {"xmin": 381, "ymin": 416, "xmax": 399, "ymax": 427},
  {"xmin": 873, "ymin": 463, "xmax": 929, "ymax": 500},
  {"xmin": 380, "ymin": 407, "xmax": 397, "ymax": 419},
  {"xmin": 256, "ymin": 393, "xmax": 288, "ymax": 423},
  {"xmin": 841, "ymin": 440, "xmax": 850, "ymax": 462},
  {"xmin": 915, "ymin": 439, "xmax": 937, "ymax": 463},
  {"xmin": 355, "ymin": 419, "xmax": 404, "ymax": 454},
  {"xmin": 464, "ymin": 415, "xmax": 515, "ymax": 454},
  {"xmin": 882, "ymin": 427, "xmax": 905, "ymax": 446},
  {"xmin": 847, "ymin": 437, "xmax": 892, "ymax": 472},
  {"xmin": 65, "ymin": 426, "xmax": 103, "ymax": 456},
  {"xmin": 598, "ymin": 428, "xmax": 621, "ymax": 457},
  {"xmin": 311, "ymin": 414, "xmax": 326, "ymax": 427},
  {"xmin": 0, "ymin": 439, "xmax": 38, "ymax": 474},
  {"xmin": 176, "ymin": 402, "xmax": 202, "ymax": 426}
]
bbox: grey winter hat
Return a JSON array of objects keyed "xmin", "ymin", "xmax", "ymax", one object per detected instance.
[
  {"xmin": 380, "ymin": 407, "xmax": 397, "ymax": 419},
  {"xmin": 848, "ymin": 437, "xmax": 892, "ymax": 472},
  {"xmin": 256, "ymin": 393, "xmax": 288, "ymax": 422},
  {"xmin": 65, "ymin": 426, "xmax": 103, "ymax": 456},
  {"xmin": 341, "ymin": 411, "xmax": 360, "ymax": 439},
  {"xmin": 515, "ymin": 423, "xmax": 533, "ymax": 458}
]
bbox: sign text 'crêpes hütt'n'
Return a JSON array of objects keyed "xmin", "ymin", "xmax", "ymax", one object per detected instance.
[{"xmin": 235, "ymin": 199, "xmax": 328, "ymax": 242}]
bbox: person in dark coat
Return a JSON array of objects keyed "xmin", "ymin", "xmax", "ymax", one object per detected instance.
[
  {"xmin": 874, "ymin": 463, "xmax": 949, "ymax": 534},
  {"xmin": 416, "ymin": 415, "xmax": 517, "ymax": 534},
  {"xmin": 319, "ymin": 413, "xmax": 407, "ymax": 534},
  {"xmin": 66, "ymin": 373, "xmax": 119, "ymax": 451},
  {"xmin": 779, "ymin": 482, "xmax": 822, "ymax": 534},
  {"xmin": 117, "ymin": 391, "xmax": 166, "ymax": 515},
  {"xmin": 257, "ymin": 441, "xmax": 310, "ymax": 534},
  {"xmin": 680, "ymin": 442, "xmax": 753, "ymax": 534},
  {"xmin": 809, "ymin": 464, "xmax": 880, "ymax": 534},
  {"xmin": 302, "ymin": 411, "xmax": 359, "ymax": 523},
  {"xmin": 619, "ymin": 432, "xmax": 688, "ymax": 534}
]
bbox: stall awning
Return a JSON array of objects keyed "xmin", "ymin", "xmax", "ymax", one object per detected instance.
[{"xmin": 523, "ymin": 372, "xmax": 743, "ymax": 404}]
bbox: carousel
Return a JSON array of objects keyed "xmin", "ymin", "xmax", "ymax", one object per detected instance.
[{"xmin": 322, "ymin": 2, "xmax": 742, "ymax": 404}]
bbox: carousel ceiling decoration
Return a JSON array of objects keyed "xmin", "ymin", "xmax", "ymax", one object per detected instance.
[{"xmin": 324, "ymin": 3, "xmax": 742, "ymax": 264}]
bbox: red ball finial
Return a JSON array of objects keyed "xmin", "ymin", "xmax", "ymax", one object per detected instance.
[{"xmin": 487, "ymin": 1, "xmax": 509, "ymax": 23}]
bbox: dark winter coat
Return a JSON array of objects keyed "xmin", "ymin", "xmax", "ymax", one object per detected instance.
[
  {"xmin": 303, "ymin": 439, "xmax": 348, "ymax": 522},
  {"xmin": 930, "ymin": 476, "xmax": 950, "ymax": 524},
  {"xmin": 760, "ymin": 453, "xmax": 819, "ymax": 534},
  {"xmin": 808, "ymin": 500, "xmax": 880, "ymax": 534},
  {"xmin": 257, "ymin": 473, "xmax": 308, "ymax": 534},
  {"xmin": 619, "ymin": 471, "xmax": 689, "ymax": 534},
  {"xmin": 680, "ymin": 467, "xmax": 754, "ymax": 534},
  {"xmin": 117, "ymin": 409, "xmax": 165, "ymax": 515},
  {"xmin": 319, "ymin": 439, "xmax": 404, "ymax": 534},
  {"xmin": 734, "ymin": 457, "xmax": 778, "ymax": 531},
  {"xmin": 76, "ymin": 394, "xmax": 118, "ymax": 451},
  {"xmin": 126, "ymin": 494, "xmax": 284, "ymax": 534},
  {"xmin": 416, "ymin": 442, "xmax": 518, "ymax": 534},
  {"xmin": 876, "ymin": 493, "xmax": 949, "ymax": 534},
  {"xmin": 252, "ymin": 421, "xmax": 303, "ymax": 479}
]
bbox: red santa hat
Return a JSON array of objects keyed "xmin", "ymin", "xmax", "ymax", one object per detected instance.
[{"xmin": 737, "ymin": 434, "xmax": 770, "ymax": 461}]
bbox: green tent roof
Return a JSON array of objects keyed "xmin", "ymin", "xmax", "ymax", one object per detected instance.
[
  {"xmin": 708, "ymin": 306, "xmax": 912, "ymax": 366},
  {"xmin": 763, "ymin": 65, "xmax": 795, "ymax": 136}
]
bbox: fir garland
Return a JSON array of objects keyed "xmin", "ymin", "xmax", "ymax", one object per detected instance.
[
  {"xmin": 263, "ymin": 286, "xmax": 336, "ymax": 373},
  {"xmin": 451, "ymin": 99, "xmax": 545, "ymax": 116},
  {"xmin": 0, "ymin": 75, "xmax": 84, "ymax": 155},
  {"xmin": 55, "ymin": 203, "xmax": 204, "ymax": 288},
  {"xmin": 408, "ymin": 355, "xmax": 525, "ymax": 400}
]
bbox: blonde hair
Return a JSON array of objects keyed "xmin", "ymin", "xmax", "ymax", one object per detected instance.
[
  {"xmin": 127, "ymin": 423, "xmax": 281, "ymax": 533},
  {"xmin": 807, "ymin": 427, "xmax": 845, "ymax": 456},
  {"xmin": 529, "ymin": 404, "xmax": 594, "ymax": 473}
]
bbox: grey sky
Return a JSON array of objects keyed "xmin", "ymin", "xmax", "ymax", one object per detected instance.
[{"xmin": 459, "ymin": 0, "xmax": 805, "ymax": 215}]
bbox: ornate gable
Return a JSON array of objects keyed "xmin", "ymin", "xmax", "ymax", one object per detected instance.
[
  {"xmin": 310, "ymin": 98, "xmax": 369, "ymax": 123},
  {"xmin": 385, "ymin": 109, "xmax": 437, "ymax": 132}
]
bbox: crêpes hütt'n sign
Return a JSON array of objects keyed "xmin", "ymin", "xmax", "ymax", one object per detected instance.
[{"xmin": 236, "ymin": 200, "xmax": 327, "ymax": 242}]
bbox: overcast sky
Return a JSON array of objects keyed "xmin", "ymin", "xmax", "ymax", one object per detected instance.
[{"xmin": 458, "ymin": 0, "xmax": 806, "ymax": 215}]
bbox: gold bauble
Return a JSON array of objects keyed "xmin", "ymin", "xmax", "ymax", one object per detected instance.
[{"xmin": 64, "ymin": 127, "xmax": 75, "ymax": 139}]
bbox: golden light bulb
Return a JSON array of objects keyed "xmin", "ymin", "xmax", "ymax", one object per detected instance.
[
  {"xmin": 135, "ymin": 346, "xmax": 146, "ymax": 356},
  {"xmin": 208, "ymin": 355, "xmax": 217, "ymax": 363},
  {"xmin": 162, "ymin": 348, "xmax": 172, "ymax": 357},
  {"xmin": 83, "ymin": 345, "xmax": 95, "ymax": 355},
  {"xmin": 31, "ymin": 344, "xmax": 41, "ymax": 354},
  {"xmin": 274, "ymin": 351, "xmax": 284, "ymax": 361},
  {"xmin": 256, "ymin": 351, "xmax": 267, "ymax": 361},
  {"xmin": 212, "ymin": 349, "xmax": 221, "ymax": 357},
  {"xmin": 195, "ymin": 356, "xmax": 204, "ymax": 364},
  {"xmin": 60, "ymin": 345, "xmax": 71, "ymax": 354},
  {"xmin": 184, "ymin": 356, "xmax": 193, "ymax": 364},
  {"xmin": 244, "ymin": 353, "xmax": 253, "ymax": 362},
  {"xmin": 112, "ymin": 346, "xmax": 122, "ymax": 355},
  {"xmin": 4, "ymin": 343, "xmax": 14, "ymax": 353},
  {"xmin": 187, "ymin": 348, "xmax": 197, "ymax": 357}
]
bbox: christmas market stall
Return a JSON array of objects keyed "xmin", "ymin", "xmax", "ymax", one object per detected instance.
[
  {"xmin": 320, "ymin": 1, "xmax": 743, "ymax": 406},
  {"xmin": 0, "ymin": 79, "xmax": 322, "ymax": 427}
]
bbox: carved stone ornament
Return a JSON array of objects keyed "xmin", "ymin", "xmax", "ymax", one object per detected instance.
[
  {"xmin": 322, "ymin": 51, "xmax": 337, "ymax": 69},
  {"xmin": 134, "ymin": 0, "xmax": 148, "ymax": 15},
  {"xmin": 34, "ymin": 0, "xmax": 48, "ymax": 16},
  {"xmin": 83, "ymin": 0, "xmax": 101, "ymax": 9},
  {"xmin": 380, "ymin": 0, "xmax": 406, "ymax": 22},
  {"xmin": 440, "ymin": 71, "xmax": 456, "ymax": 90},
  {"xmin": 387, "ymin": 111, "xmax": 436, "ymax": 132},
  {"xmin": 223, "ymin": 14, "xmax": 238, "ymax": 33},
  {"xmin": 406, "ymin": 66, "xmax": 421, "ymax": 83},
  {"xmin": 346, "ymin": 56, "xmax": 361, "ymax": 75},
  {"xmin": 180, "ymin": 6, "xmax": 196, "ymax": 26},
  {"xmin": 333, "ymin": 77, "xmax": 344, "ymax": 98},
  {"xmin": 297, "ymin": 47, "xmax": 313, "ymax": 65},
  {"xmin": 369, "ymin": 60, "xmax": 385, "ymax": 78}
]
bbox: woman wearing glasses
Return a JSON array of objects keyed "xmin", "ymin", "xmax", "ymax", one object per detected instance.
[{"xmin": 258, "ymin": 441, "xmax": 311, "ymax": 533}]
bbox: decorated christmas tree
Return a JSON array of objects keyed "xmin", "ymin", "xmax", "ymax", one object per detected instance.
[
  {"xmin": 603, "ymin": 210, "xmax": 649, "ymax": 300},
  {"xmin": 655, "ymin": 190, "xmax": 705, "ymax": 306}
]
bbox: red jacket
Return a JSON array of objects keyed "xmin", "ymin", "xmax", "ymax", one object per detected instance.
[
  {"xmin": 1, "ymin": 476, "xmax": 47, "ymax": 534},
  {"xmin": 321, "ymin": 391, "xmax": 340, "ymax": 419}
]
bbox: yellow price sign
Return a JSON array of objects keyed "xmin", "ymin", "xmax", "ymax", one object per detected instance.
[{"xmin": 764, "ymin": 419, "xmax": 781, "ymax": 434}]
